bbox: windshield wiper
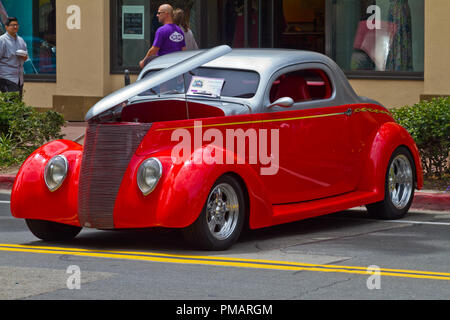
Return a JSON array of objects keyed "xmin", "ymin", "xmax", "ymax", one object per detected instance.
[
  {"xmin": 234, "ymin": 93, "xmax": 254, "ymax": 98},
  {"xmin": 188, "ymin": 91, "xmax": 220, "ymax": 98},
  {"xmin": 159, "ymin": 89, "xmax": 184, "ymax": 96}
]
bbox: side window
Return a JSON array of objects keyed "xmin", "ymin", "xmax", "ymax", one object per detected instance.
[{"xmin": 269, "ymin": 69, "xmax": 333, "ymax": 103}]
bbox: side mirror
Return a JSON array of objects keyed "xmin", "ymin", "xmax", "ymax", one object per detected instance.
[{"xmin": 266, "ymin": 97, "xmax": 294, "ymax": 109}]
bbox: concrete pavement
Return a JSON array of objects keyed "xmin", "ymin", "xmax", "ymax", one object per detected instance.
[
  {"xmin": 0, "ymin": 122, "xmax": 449, "ymax": 211},
  {"xmin": 60, "ymin": 121, "xmax": 87, "ymax": 144}
]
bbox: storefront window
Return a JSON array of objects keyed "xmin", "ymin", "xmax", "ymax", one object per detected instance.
[
  {"xmin": 207, "ymin": 0, "xmax": 325, "ymax": 51},
  {"xmin": 219, "ymin": 0, "xmax": 260, "ymax": 48},
  {"xmin": 275, "ymin": 0, "xmax": 325, "ymax": 52},
  {"xmin": 111, "ymin": 0, "xmax": 198, "ymax": 74},
  {"xmin": 0, "ymin": 0, "xmax": 56, "ymax": 76},
  {"xmin": 330, "ymin": 0, "xmax": 424, "ymax": 76},
  {"xmin": 109, "ymin": 0, "xmax": 424, "ymax": 79}
]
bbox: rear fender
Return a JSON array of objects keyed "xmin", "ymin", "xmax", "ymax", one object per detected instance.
[{"xmin": 357, "ymin": 122, "xmax": 423, "ymax": 198}]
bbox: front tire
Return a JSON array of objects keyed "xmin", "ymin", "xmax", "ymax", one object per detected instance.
[
  {"xmin": 25, "ymin": 219, "xmax": 82, "ymax": 241},
  {"xmin": 366, "ymin": 146, "xmax": 415, "ymax": 220},
  {"xmin": 182, "ymin": 175, "xmax": 246, "ymax": 251}
]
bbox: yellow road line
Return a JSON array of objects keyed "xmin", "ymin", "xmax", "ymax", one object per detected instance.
[{"xmin": 0, "ymin": 244, "xmax": 449, "ymax": 281}]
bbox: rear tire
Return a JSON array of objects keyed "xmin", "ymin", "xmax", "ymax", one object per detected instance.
[
  {"xmin": 366, "ymin": 147, "xmax": 415, "ymax": 220},
  {"xmin": 25, "ymin": 219, "xmax": 82, "ymax": 241},
  {"xmin": 182, "ymin": 175, "xmax": 245, "ymax": 251}
]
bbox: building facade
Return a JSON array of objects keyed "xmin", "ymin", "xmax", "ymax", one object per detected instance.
[{"xmin": 6, "ymin": 0, "xmax": 449, "ymax": 120}]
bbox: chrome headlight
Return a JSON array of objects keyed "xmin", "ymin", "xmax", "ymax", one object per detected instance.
[
  {"xmin": 44, "ymin": 155, "xmax": 68, "ymax": 192},
  {"xmin": 137, "ymin": 158, "xmax": 162, "ymax": 196}
]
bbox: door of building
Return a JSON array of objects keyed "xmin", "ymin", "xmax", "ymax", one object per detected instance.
[{"xmin": 205, "ymin": 0, "xmax": 325, "ymax": 52}]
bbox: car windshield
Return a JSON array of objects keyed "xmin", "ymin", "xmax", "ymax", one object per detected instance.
[{"xmin": 139, "ymin": 67, "xmax": 260, "ymax": 98}]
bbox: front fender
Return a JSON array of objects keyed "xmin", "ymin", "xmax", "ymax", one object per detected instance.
[
  {"xmin": 357, "ymin": 122, "xmax": 423, "ymax": 198},
  {"xmin": 113, "ymin": 145, "xmax": 273, "ymax": 229},
  {"xmin": 10, "ymin": 140, "xmax": 83, "ymax": 226}
]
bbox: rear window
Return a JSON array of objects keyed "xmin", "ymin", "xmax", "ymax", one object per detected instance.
[{"xmin": 140, "ymin": 67, "xmax": 260, "ymax": 98}]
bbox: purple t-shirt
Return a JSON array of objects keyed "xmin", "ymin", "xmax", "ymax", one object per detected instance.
[{"xmin": 153, "ymin": 24, "xmax": 186, "ymax": 56}]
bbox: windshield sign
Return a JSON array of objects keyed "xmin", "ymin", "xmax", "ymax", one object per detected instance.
[{"xmin": 187, "ymin": 76, "xmax": 225, "ymax": 97}]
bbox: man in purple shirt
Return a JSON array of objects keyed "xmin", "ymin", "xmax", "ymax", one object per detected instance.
[{"xmin": 139, "ymin": 4, "xmax": 186, "ymax": 69}]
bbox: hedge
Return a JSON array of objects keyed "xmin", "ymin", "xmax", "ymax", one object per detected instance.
[
  {"xmin": 391, "ymin": 97, "xmax": 450, "ymax": 178},
  {"xmin": 0, "ymin": 92, "xmax": 65, "ymax": 167}
]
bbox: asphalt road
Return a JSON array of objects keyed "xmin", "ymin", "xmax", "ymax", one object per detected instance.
[{"xmin": 1, "ymin": 191, "xmax": 449, "ymax": 302}]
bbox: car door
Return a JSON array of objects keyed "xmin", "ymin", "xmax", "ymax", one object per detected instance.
[{"xmin": 259, "ymin": 64, "xmax": 361, "ymax": 204}]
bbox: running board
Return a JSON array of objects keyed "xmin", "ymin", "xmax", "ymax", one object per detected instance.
[{"xmin": 270, "ymin": 191, "xmax": 382, "ymax": 226}]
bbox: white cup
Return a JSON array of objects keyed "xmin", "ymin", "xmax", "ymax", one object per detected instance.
[{"xmin": 15, "ymin": 49, "xmax": 28, "ymax": 57}]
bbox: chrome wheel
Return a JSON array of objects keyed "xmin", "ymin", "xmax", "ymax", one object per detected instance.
[
  {"xmin": 366, "ymin": 146, "xmax": 416, "ymax": 220},
  {"xmin": 182, "ymin": 175, "xmax": 245, "ymax": 250},
  {"xmin": 206, "ymin": 183, "xmax": 240, "ymax": 241},
  {"xmin": 388, "ymin": 154, "xmax": 413, "ymax": 209}
]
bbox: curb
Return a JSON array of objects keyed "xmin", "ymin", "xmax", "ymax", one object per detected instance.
[
  {"xmin": 1, "ymin": 173, "xmax": 449, "ymax": 212},
  {"xmin": 412, "ymin": 192, "xmax": 450, "ymax": 212}
]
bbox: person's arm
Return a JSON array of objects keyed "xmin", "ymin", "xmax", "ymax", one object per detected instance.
[
  {"xmin": 0, "ymin": 39, "xmax": 4, "ymax": 57},
  {"xmin": 18, "ymin": 38, "xmax": 28, "ymax": 61},
  {"xmin": 139, "ymin": 46, "xmax": 159, "ymax": 69}
]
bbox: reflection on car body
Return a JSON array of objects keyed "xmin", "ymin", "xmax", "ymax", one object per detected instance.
[{"xmin": 11, "ymin": 45, "xmax": 423, "ymax": 250}]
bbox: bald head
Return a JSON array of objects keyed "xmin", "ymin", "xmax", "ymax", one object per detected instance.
[
  {"xmin": 157, "ymin": 4, "xmax": 174, "ymax": 24},
  {"xmin": 160, "ymin": 4, "xmax": 173, "ymax": 15}
]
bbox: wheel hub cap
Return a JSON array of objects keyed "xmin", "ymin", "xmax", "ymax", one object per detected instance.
[
  {"xmin": 388, "ymin": 154, "xmax": 413, "ymax": 209},
  {"xmin": 206, "ymin": 183, "xmax": 239, "ymax": 240}
]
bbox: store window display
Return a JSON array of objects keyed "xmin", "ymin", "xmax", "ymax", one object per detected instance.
[
  {"xmin": 0, "ymin": 0, "xmax": 56, "ymax": 76},
  {"xmin": 332, "ymin": 0, "xmax": 423, "ymax": 74}
]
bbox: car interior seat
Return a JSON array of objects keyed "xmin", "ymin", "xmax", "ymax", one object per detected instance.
[{"xmin": 272, "ymin": 74, "xmax": 311, "ymax": 103}]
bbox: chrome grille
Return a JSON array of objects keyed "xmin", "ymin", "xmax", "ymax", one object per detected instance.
[{"xmin": 78, "ymin": 122, "xmax": 151, "ymax": 229}]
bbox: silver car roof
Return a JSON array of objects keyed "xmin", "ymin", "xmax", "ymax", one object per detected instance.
[
  {"xmin": 138, "ymin": 48, "xmax": 364, "ymax": 108},
  {"xmin": 140, "ymin": 48, "xmax": 340, "ymax": 79}
]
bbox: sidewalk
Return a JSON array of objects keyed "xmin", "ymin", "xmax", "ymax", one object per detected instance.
[
  {"xmin": 60, "ymin": 121, "xmax": 87, "ymax": 145},
  {"xmin": 1, "ymin": 122, "xmax": 449, "ymax": 212}
]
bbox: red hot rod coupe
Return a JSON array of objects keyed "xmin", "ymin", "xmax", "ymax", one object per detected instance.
[{"xmin": 11, "ymin": 45, "xmax": 423, "ymax": 250}]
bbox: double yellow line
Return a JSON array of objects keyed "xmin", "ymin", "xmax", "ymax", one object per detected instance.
[{"xmin": 1, "ymin": 243, "xmax": 449, "ymax": 281}]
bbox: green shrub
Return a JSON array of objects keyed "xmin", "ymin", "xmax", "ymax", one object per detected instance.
[
  {"xmin": 391, "ymin": 97, "xmax": 450, "ymax": 178},
  {"xmin": 0, "ymin": 92, "xmax": 65, "ymax": 167}
]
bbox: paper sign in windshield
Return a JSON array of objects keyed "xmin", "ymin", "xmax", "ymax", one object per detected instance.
[{"xmin": 187, "ymin": 76, "xmax": 225, "ymax": 97}]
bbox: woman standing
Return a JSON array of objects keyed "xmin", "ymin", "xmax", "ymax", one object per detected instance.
[{"xmin": 173, "ymin": 8, "xmax": 198, "ymax": 50}]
